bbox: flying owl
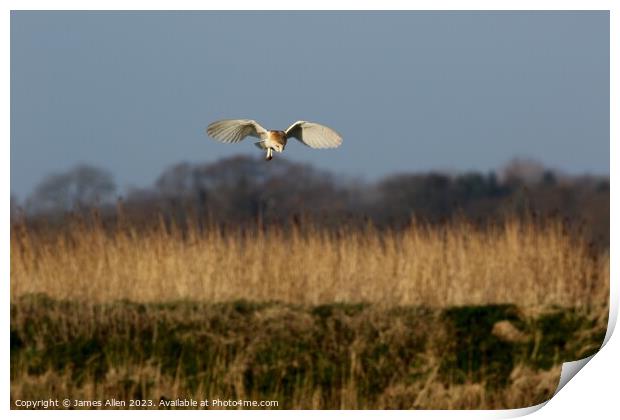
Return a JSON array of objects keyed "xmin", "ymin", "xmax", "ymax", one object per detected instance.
[{"xmin": 206, "ymin": 119, "xmax": 343, "ymax": 161}]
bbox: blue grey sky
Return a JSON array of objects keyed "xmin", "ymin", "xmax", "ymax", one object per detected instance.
[{"xmin": 11, "ymin": 11, "xmax": 609, "ymax": 199}]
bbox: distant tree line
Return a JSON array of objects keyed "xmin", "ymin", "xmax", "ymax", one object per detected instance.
[{"xmin": 12, "ymin": 156, "xmax": 610, "ymax": 247}]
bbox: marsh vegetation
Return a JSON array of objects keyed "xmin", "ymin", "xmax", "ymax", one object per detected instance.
[{"xmin": 10, "ymin": 211, "xmax": 609, "ymax": 409}]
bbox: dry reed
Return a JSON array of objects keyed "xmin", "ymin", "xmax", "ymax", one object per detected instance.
[{"xmin": 10, "ymin": 217, "xmax": 609, "ymax": 307}]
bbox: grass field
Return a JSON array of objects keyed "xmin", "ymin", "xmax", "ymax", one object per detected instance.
[
  {"xmin": 10, "ymin": 216, "xmax": 609, "ymax": 409},
  {"xmin": 11, "ymin": 216, "xmax": 609, "ymax": 306}
]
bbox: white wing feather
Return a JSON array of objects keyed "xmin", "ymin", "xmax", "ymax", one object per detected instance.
[
  {"xmin": 285, "ymin": 121, "xmax": 343, "ymax": 149},
  {"xmin": 206, "ymin": 119, "xmax": 268, "ymax": 143}
]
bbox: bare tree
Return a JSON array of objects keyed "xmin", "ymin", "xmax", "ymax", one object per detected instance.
[
  {"xmin": 10, "ymin": 194, "xmax": 21, "ymax": 221},
  {"xmin": 27, "ymin": 165, "xmax": 116, "ymax": 214},
  {"xmin": 500, "ymin": 158, "xmax": 548, "ymax": 185}
]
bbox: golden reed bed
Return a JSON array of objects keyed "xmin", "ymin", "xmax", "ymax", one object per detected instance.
[{"xmin": 11, "ymin": 217, "xmax": 609, "ymax": 307}]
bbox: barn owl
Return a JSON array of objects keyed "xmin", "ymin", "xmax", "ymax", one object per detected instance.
[{"xmin": 206, "ymin": 119, "xmax": 342, "ymax": 160}]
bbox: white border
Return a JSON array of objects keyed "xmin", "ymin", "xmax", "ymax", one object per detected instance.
[{"xmin": 4, "ymin": 2, "xmax": 616, "ymax": 419}]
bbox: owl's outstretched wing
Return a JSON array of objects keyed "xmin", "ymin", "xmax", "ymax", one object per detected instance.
[
  {"xmin": 285, "ymin": 121, "xmax": 343, "ymax": 149},
  {"xmin": 206, "ymin": 119, "xmax": 268, "ymax": 143}
]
